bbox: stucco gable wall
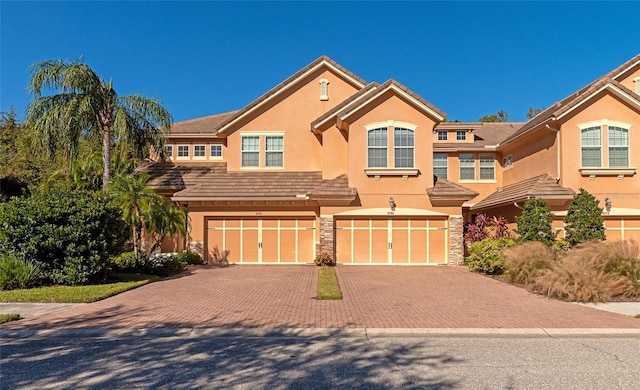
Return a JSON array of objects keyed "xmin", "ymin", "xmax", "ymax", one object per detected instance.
[
  {"xmin": 559, "ymin": 91, "xmax": 640, "ymax": 209},
  {"xmin": 615, "ymin": 64, "xmax": 640, "ymax": 94},
  {"xmin": 223, "ymin": 68, "xmax": 361, "ymax": 171},
  {"xmin": 500, "ymin": 130, "xmax": 558, "ymax": 185},
  {"xmin": 345, "ymin": 92, "xmax": 438, "ymax": 209}
]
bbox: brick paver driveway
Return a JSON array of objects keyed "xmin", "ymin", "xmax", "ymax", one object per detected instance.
[{"xmin": 2, "ymin": 265, "xmax": 639, "ymax": 330}]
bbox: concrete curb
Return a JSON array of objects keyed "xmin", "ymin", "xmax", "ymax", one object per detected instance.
[{"xmin": 2, "ymin": 327, "xmax": 640, "ymax": 339}]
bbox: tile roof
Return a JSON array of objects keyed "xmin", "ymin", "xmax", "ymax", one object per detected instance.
[
  {"xmin": 216, "ymin": 56, "xmax": 367, "ymax": 134},
  {"xmin": 169, "ymin": 111, "xmax": 239, "ymax": 136},
  {"xmin": 312, "ymin": 79, "xmax": 446, "ymax": 130},
  {"xmin": 308, "ymin": 174, "xmax": 357, "ymax": 199},
  {"xmin": 500, "ymin": 54, "xmax": 640, "ymax": 146},
  {"xmin": 427, "ymin": 176, "xmax": 478, "ymax": 200},
  {"xmin": 434, "ymin": 122, "xmax": 525, "ymax": 150},
  {"xmin": 137, "ymin": 161, "xmax": 356, "ymax": 200},
  {"xmin": 470, "ymin": 174, "xmax": 575, "ymax": 211}
]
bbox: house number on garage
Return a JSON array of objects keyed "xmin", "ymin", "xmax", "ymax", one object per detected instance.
[{"xmin": 256, "ymin": 212, "xmax": 263, "ymax": 216}]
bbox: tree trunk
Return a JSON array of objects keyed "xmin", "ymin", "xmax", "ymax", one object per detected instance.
[{"xmin": 102, "ymin": 125, "xmax": 111, "ymax": 189}]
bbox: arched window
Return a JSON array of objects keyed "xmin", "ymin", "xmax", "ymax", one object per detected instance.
[
  {"xmin": 319, "ymin": 79, "xmax": 329, "ymax": 101},
  {"xmin": 367, "ymin": 127, "xmax": 387, "ymax": 168}
]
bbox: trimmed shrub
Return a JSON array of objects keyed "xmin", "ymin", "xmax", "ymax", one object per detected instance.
[
  {"xmin": 515, "ymin": 198, "xmax": 555, "ymax": 246},
  {"xmin": 314, "ymin": 252, "xmax": 333, "ymax": 266},
  {"xmin": 146, "ymin": 253, "xmax": 187, "ymax": 277},
  {"xmin": 176, "ymin": 250, "xmax": 204, "ymax": 265},
  {"xmin": 564, "ymin": 188, "xmax": 606, "ymax": 247},
  {"xmin": 466, "ymin": 238, "xmax": 517, "ymax": 275},
  {"xmin": 112, "ymin": 251, "xmax": 138, "ymax": 271},
  {"xmin": 0, "ymin": 253, "xmax": 41, "ymax": 290},
  {"xmin": 503, "ymin": 241, "xmax": 555, "ymax": 285},
  {"xmin": 0, "ymin": 188, "xmax": 127, "ymax": 285},
  {"xmin": 532, "ymin": 240, "xmax": 640, "ymax": 302}
]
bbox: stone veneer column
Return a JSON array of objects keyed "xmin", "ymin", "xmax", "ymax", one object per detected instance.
[
  {"xmin": 448, "ymin": 216, "xmax": 464, "ymax": 265},
  {"xmin": 317, "ymin": 216, "xmax": 335, "ymax": 262}
]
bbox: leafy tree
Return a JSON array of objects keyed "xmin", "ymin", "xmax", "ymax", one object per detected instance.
[
  {"xmin": 479, "ymin": 110, "xmax": 509, "ymax": 122},
  {"xmin": 564, "ymin": 188, "xmax": 606, "ymax": 246},
  {"xmin": 108, "ymin": 173, "xmax": 164, "ymax": 264},
  {"xmin": 145, "ymin": 199, "xmax": 187, "ymax": 256},
  {"xmin": 26, "ymin": 59, "xmax": 172, "ymax": 189},
  {"xmin": 0, "ymin": 188, "xmax": 127, "ymax": 285},
  {"xmin": 526, "ymin": 107, "xmax": 545, "ymax": 119},
  {"xmin": 515, "ymin": 198, "xmax": 555, "ymax": 246}
]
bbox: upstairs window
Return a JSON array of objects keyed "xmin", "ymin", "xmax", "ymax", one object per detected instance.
[
  {"xmin": 367, "ymin": 127, "xmax": 388, "ymax": 168},
  {"xmin": 581, "ymin": 126, "xmax": 601, "ymax": 167},
  {"xmin": 459, "ymin": 154, "xmax": 475, "ymax": 180},
  {"xmin": 241, "ymin": 136, "xmax": 260, "ymax": 167},
  {"xmin": 194, "ymin": 145, "xmax": 206, "ymax": 158},
  {"xmin": 479, "ymin": 154, "xmax": 495, "ymax": 180},
  {"xmin": 502, "ymin": 155, "xmax": 513, "ymax": 168},
  {"xmin": 433, "ymin": 154, "xmax": 448, "ymax": 179},
  {"xmin": 210, "ymin": 144, "xmax": 222, "ymax": 158},
  {"xmin": 394, "ymin": 127, "xmax": 414, "ymax": 168},
  {"xmin": 177, "ymin": 144, "xmax": 189, "ymax": 158},
  {"xmin": 265, "ymin": 136, "xmax": 284, "ymax": 167},
  {"xmin": 437, "ymin": 131, "xmax": 448, "ymax": 141},
  {"xmin": 608, "ymin": 126, "xmax": 629, "ymax": 167},
  {"xmin": 456, "ymin": 130, "xmax": 466, "ymax": 141}
]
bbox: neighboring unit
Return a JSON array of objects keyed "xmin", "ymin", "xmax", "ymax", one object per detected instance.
[{"xmin": 137, "ymin": 54, "xmax": 640, "ymax": 264}]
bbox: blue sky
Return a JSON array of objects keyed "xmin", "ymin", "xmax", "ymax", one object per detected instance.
[{"xmin": 1, "ymin": 1, "xmax": 639, "ymax": 123}]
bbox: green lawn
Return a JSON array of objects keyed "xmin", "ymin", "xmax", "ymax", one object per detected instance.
[
  {"xmin": 317, "ymin": 266, "xmax": 342, "ymax": 300},
  {"xmin": 0, "ymin": 313, "xmax": 21, "ymax": 324},
  {"xmin": 0, "ymin": 273, "xmax": 158, "ymax": 303}
]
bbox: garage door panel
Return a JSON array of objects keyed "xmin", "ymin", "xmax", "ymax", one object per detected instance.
[
  {"xmin": 336, "ymin": 228, "xmax": 352, "ymax": 264},
  {"xmin": 242, "ymin": 228, "xmax": 259, "ymax": 263},
  {"xmin": 429, "ymin": 229, "xmax": 446, "ymax": 264},
  {"xmin": 261, "ymin": 228, "xmax": 279, "ymax": 263},
  {"xmin": 353, "ymin": 229, "xmax": 370, "ymax": 263},
  {"xmin": 410, "ymin": 229, "xmax": 428, "ymax": 264},
  {"xmin": 371, "ymin": 228, "xmax": 388, "ymax": 263},
  {"xmin": 298, "ymin": 227, "xmax": 315, "ymax": 263},
  {"xmin": 223, "ymin": 228, "xmax": 242, "ymax": 264},
  {"xmin": 392, "ymin": 229, "xmax": 409, "ymax": 264}
]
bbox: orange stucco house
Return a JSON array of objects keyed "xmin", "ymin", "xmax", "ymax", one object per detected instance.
[{"xmin": 138, "ymin": 54, "xmax": 640, "ymax": 265}]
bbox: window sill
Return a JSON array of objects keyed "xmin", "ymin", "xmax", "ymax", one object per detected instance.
[
  {"xmin": 459, "ymin": 179, "xmax": 497, "ymax": 184},
  {"xmin": 365, "ymin": 168, "xmax": 419, "ymax": 176},
  {"xmin": 579, "ymin": 167, "xmax": 636, "ymax": 177},
  {"xmin": 240, "ymin": 166, "xmax": 285, "ymax": 170}
]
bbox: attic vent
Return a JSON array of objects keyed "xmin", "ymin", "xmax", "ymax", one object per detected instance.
[{"xmin": 319, "ymin": 79, "xmax": 329, "ymax": 101}]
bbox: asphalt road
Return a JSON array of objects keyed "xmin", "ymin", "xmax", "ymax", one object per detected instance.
[{"xmin": 2, "ymin": 336, "xmax": 640, "ymax": 389}]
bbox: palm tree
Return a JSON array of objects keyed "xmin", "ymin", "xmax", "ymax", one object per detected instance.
[
  {"xmin": 108, "ymin": 173, "xmax": 163, "ymax": 265},
  {"xmin": 145, "ymin": 199, "xmax": 187, "ymax": 256},
  {"xmin": 26, "ymin": 59, "xmax": 172, "ymax": 189}
]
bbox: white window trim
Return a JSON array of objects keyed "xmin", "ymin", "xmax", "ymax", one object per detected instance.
[
  {"xmin": 265, "ymin": 135, "xmax": 285, "ymax": 168},
  {"xmin": 634, "ymin": 77, "xmax": 640, "ymax": 94},
  {"xmin": 193, "ymin": 144, "xmax": 206, "ymax": 160},
  {"xmin": 366, "ymin": 127, "xmax": 388, "ymax": 169},
  {"xmin": 394, "ymin": 127, "xmax": 415, "ymax": 169},
  {"xmin": 364, "ymin": 121, "xmax": 418, "ymax": 170},
  {"xmin": 319, "ymin": 78, "xmax": 329, "ymax": 101},
  {"xmin": 478, "ymin": 153, "xmax": 496, "ymax": 181},
  {"xmin": 456, "ymin": 130, "xmax": 466, "ymax": 141},
  {"xmin": 241, "ymin": 135, "xmax": 260, "ymax": 168},
  {"xmin": 502, "ymin": 154, "xmax": 513, "ymax": 169},
  {"xmin": 177, "ymin": 144, "xmax": 190, "ymax": 160},
  {"xmin": 433, "ymin": 153, "xmax": 448, "ymax": 179},
  {"xmin": 608, "ymin": 125, "xmax": 630, "ymax": 168},
  {"xmin": 210, "ymin": 144, "xmax": 223, "ymax": 160},
  {"xmin": 579, "ymin": 125, "xmax": 602, "ymax": 169},
  {"xmin": 239, "ymin": 132, "xmax": 286, "ymax": 169},
  {"xmin": 437, "ymin": 131, "xmax": 448, "ymax": 141},
  {"xmin": 165, "ymin": 145, "xmax": 173, "ymax": 160}
]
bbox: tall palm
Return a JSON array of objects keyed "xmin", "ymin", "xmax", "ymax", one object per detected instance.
[
  {"xmin": 108, "ymin": 173, "xmax": 163, "ymax": 264},
  {"xmin": 26, "ymin": 59, "xmax": 172, "ymax": 189}
]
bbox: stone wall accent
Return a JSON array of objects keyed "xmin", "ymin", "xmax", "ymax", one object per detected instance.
[
  {"xmin": 448, "ymin": 216, "xmax": 464, "ymax": 265},
  {"xmin": 317, "ymin": 216, "xmax": 335, "ymax": 262}
]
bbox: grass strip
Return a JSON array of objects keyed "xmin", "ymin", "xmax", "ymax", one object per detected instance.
[
  {"xmin": 0, "ymin": 273, "xmax": 158, "ymax": 303},
  {"xmin": 0, "ymin": 313, "xmax": 21, "ymax": 324},
  {"xmin": 317, "ymin": 266, "xmax": 342, "ymax": 300}
]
